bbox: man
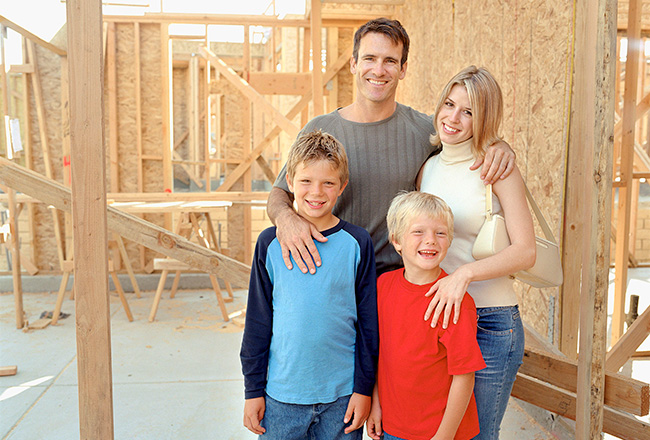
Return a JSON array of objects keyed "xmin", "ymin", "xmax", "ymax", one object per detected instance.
[{"xmin": 267, "ymin": 18, "xmax": 515, "ymax": 278}]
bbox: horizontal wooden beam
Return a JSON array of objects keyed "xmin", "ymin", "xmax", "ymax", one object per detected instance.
[
  {"xmin": 0, "ymin": 157, "xmax": 251, "ymax": 286},
  {"xmin": 0, "ymin": 191, "xmax": 270, "ymax": 204},
  {"xmin": 521, "ymin": 347, "xmax": 648, "ymax": 416},
  {"xmin": 8, "ymin": 64, "xmax": 33, "ymax": 74},
  {"xmin": 248, "ymin": 72, "xmax": 316, "ymax": 95},
  {"xmin": 0, "ymin": 15, "xmax": 66, "ymax": 56},
  {"xmin": 512, "ymin": 374, "xmax": 650, "ymax": 440},
  {"xmin": 103, "ymin": 13, "xmax": 370, "ymax": 28}
]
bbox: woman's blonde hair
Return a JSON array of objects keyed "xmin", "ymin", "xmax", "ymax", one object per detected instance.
[
  {"xmin": 430, "ymin": 66, "xmax": 504, "ymax": 158},
  {"xmin": 386, "ymin": 191, "xmax": 454, "ymax": 245}
]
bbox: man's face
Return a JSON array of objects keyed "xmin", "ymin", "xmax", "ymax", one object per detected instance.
[{"xmin": 350, "ymin": 32, "xmax": 407, "ymax": 106}]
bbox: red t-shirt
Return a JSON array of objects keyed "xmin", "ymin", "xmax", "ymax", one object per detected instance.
[{"xmin": 377, "ymin": 268, "xmax": 486, "ymax": 440}]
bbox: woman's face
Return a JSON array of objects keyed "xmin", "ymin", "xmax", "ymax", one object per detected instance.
[{"xmin": 436, "ymin": 84, "xmax": 473, "ymax": 145}]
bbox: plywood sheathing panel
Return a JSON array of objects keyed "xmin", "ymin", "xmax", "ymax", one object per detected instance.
[
  {"xmin": 137, "ymin": 23, "xmax": 166, "ymax": 268},
  {"xmin": 214, "ymin": 76, "xmax": 245, "ymax": 261},
  {"xmin": 396, "ymin": 0, "xmax": 574, "ymax": 340},
  {"xmin": 336, "ymin": 28, "xmax": 354, "ymax": 109},
  {"xmin": 29, "ymin": 43, "xmax": 64, "ymax": 271}
]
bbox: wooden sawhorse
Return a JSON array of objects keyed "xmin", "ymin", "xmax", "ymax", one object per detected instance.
[
  {"xmin": 149, "ymin": 212, "xmax": 234, "ymax": 322},
  {"xmin": 51, "ymin": 233, "xmax": 140, "ymax": 324}
]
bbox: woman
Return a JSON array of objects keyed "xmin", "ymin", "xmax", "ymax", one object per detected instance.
[{"xmin": 418, "ymin": 66, "xmax": 536, "ymax": 440}]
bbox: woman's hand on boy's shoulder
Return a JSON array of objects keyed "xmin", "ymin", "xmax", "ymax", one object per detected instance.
[{"xmin": 424, "ymin": 267, "xmax": 472, "ymax": 329}]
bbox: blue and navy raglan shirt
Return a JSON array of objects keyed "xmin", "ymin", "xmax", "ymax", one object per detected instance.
[{"xmin": 240, "ymin": 220, "xmax": 379, "ymax": 404}]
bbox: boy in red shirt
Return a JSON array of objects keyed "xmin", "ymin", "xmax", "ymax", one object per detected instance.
[{"xmin": 367, "ymin": 191, "xmax": 486, "ymax": 440}]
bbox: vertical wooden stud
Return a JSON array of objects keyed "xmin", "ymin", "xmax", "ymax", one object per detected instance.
[
  {"xmin": 0, "ymin": 24, "xmax": 23, "ymax": 329},
  {"xmin": 310, "ymin": 0, "xmax": 323, "ymax": 116},
  {"xmin": 161, "ymin": 22, "xmax": 173, "ymax": 230},
  {"xmin": 327, "ymin": 27, "xmax": 339, "ymax": 112},
  {"xmin": 190, "ymin": 54, "xmax": 200, "ymax": 179},
  {"xmin": 66, "ymin": 0, "xmax": 114, "ymax": 438},
  {"xmin": 569, "ymin": 0, "xmax": 616, "ymax": 438},
  {"xmin": 613, "ymin": 0, "xmax": 642, "ymax": 346},
  {"xmin": 244, "ymin": 25, "xmax": 252, "ymax": 264},
  {"xmin": 107, "ymin": 22, "xmax": 119, "ymax": 192},
  {"xmin": 301, "ymin": 27, "xmax": 311, "ymax": 127}
]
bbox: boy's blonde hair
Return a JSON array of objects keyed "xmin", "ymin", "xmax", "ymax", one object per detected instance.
[
  {"xmin": 387, "ymin": 191, "xmax": 454, "ymax": 244},
  {"xmin": 286, "ymin": 129, "xmax": 349, "ymax": 184},
  {"xmin": 430, "ymin": 65, "xmax": 504, "ymax": 159}
]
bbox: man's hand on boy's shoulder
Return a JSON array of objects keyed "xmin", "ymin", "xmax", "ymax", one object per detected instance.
[
  {"xmin": 275, "ymin": 208, "xmax": 327, "ymax": 274},
  {"xmin": 344, "ymin": 393, "xmax": 372, "ymax": 434},
  {"xmin": 243, "ymin": 397, "xmax": 266, "ymax": 435}
]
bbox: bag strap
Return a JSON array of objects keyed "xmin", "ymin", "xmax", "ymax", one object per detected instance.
[{"xmin": 485, "ymin": 183, "xmax": 558, "ymax": 245}]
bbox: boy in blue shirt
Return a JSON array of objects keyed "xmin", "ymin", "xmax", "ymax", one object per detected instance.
[{"xmin": 240, "ymin": 129, "xmax": 378, "ymax": 439}]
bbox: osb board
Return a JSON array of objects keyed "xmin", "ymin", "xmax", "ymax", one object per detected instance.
[
  {"xmin": 214, "ymin": 76, "xmax": 247, "ymax": 262},
  {"xmin": 336, "ymin": 28, "xmax": 354, "ymax": 109},
  {"xmin": 29, "ymin": 43, "xmax": 65, "ymax": 270},
  {"xmin": 396, "ymin": 0, "xmax": 574, "ymax": 340}
]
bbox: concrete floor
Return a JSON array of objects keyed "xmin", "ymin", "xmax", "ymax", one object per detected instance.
[{"xmin": 1, "ymin": 268, "xmax": 647, "ymax": 440}]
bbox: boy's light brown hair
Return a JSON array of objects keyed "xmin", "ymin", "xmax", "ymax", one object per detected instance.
[
  {"xmin": 286, "ymin": 129, "xmax": 349, "ymax": 184},
  {"xmin": 387, "ymin": 191, "xmax": 454, "ymax": 244}
]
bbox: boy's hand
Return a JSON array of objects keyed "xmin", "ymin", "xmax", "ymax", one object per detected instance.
[
  {"xmin": 343, "ymin": 393, "xmax": 371, "ymax": 434},
  {"xmin": 275, "ymin": 209, "xmax": 326, "ymax": 274},
  {"xmin": 243, "ymin": 397, "xmax": 266, "ymax": 435},
  {"xmin": 469, "ymin": 140, "xmax": 515, "ymax": 184},
  {"xmin": 366, "ymin": 399, "xmax": 383, "ymax": 439}
]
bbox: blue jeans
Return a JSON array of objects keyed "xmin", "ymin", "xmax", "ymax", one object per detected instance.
[
  {"xmin": 472, "ymin": 305, "xmax": 525, "ymax": 440},
  {"xmin": 260, "ymin": 394, "xmax": 361, "ymax": 440},
  {"xmin": 382, "ymin": 433, "xmax": 407, "ymax": 440}
]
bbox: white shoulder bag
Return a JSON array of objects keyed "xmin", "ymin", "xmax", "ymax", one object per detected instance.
[{"xmin": 472, "ymin": 184, "xmax": 563, "ymax": 288}]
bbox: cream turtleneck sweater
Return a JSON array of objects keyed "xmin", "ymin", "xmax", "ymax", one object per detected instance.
[{"xmin": 419, "ymin": 139, "xmax": 518, "ymax": 308}]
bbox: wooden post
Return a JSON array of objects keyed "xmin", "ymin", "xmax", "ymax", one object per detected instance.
[
  {"xmin": 0, "ymin": 24, "xmax": 23, "ymax": 329},
  {"xmin": 22, "ymin": 37, "xmax": 37, "ymax": 268},
  {"xmin": 301, "ymin": 27, "xmax": 311, "ymax": 127},
  {"xmin": 134, "ymin": 22, "xmax": 146, "ymax": 269},
  {"xmin": 569, "ymin": 0, "xmax": 616, "ymax": 438},
  {"xmin": 310, "ymin": 0, "xmax": 324, "ymax": 116},
  {"xmin": 161, "ymin": 22, "xmax": 173, "ymax": 230},
  {"xmin": 61, "ymin": 54, "xmax": 72, "ymax": 260},
  {"xmin": 66, "ymin": 1, "xmax": 114, "ymax": 438},
  {"xmin": 189, "ymin": 54, "xmax": 200, "ymax": 180},
  {"xmin": 134, "ymin": 23, "xmax": 143, "ymax": 193},
  {"xmin": 243, "ymin": 26, "xmax": 252, "ymax": 264},
  {"xmin": 106, "ymin": 22, "xmax": 119, "ymax": 192},
  {"xmin": 327, "ymin": 27, "xmax": 339, "ymax": 112},
  {"xmin": 204, "ymin": 55, "xmax": 211, "ymax": 193},
  {"xmin": 613, "ymin": 0, "xmax": 643, "ymax": 346}
]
